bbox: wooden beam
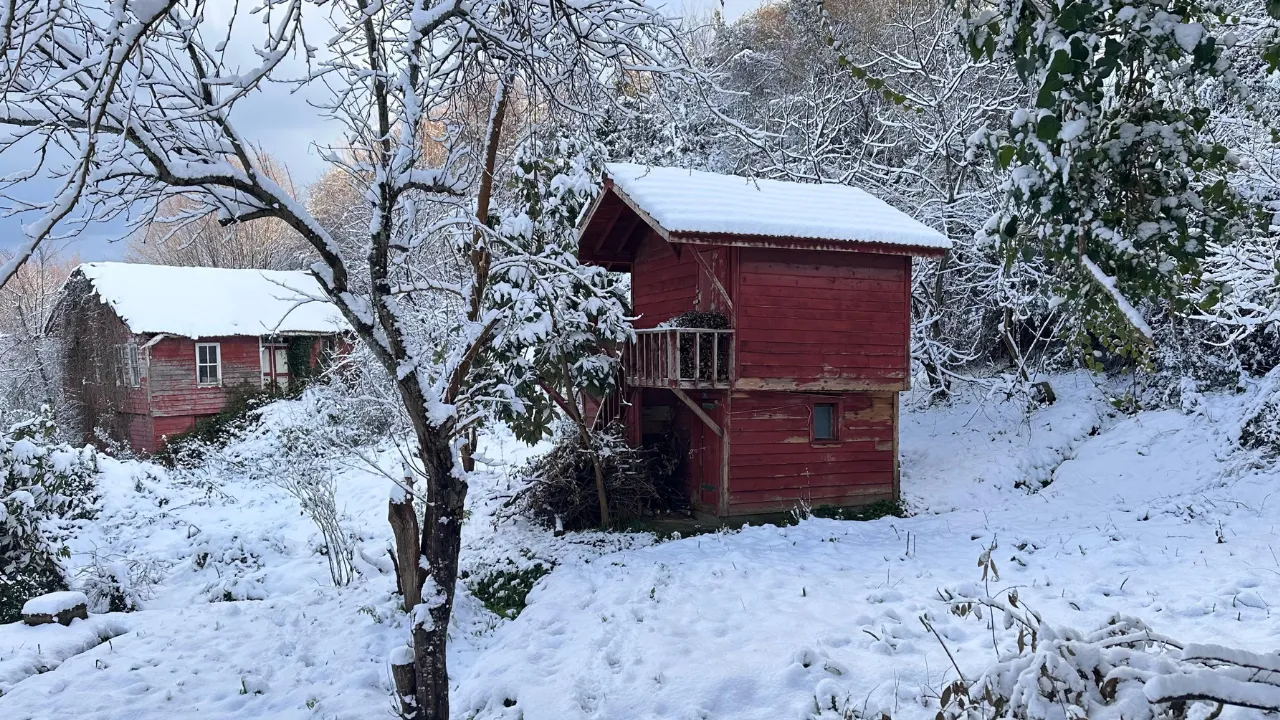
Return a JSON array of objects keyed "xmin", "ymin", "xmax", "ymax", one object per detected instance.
[
  {"xmin": 891, "ymin": 391, "xmax": 901, "ymax": 502},
  {"xmin": 902, "ymin": 257, "xmax": 912, "ymax": 391},
  {"xmin": 734, "ymin": 377, "xmax": 906, "ymax": 392},
  {"xmin": 610, "ymin": 184, "xmax": 672, "ymax": 242},
  {"xmin": 604, "ymin": 211, "xmax": 641, "ymax": 258},
  {"xmin": 670, "ymin": 387, "xmax": 722, "ymax": 438},
  {"xmin": 692, "ymin": 248, "xmax": 734, "ymax": 313},
  {"xmin": 670, "ymin": 232, "xmax": 949, "ymax": 259}
]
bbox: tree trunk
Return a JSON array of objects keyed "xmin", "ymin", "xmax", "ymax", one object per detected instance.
[
  {"xmin": 411, "ymin": 431, "xmax": 466, "ymax": 720},
  {"xmin": 388, "ymin": 465, "xmax": 421, "ymax": 611},
  {"xmin": 579, "ymin": 422, "xmax": 610, "ymax": 527},
  {"xmin": 396, "ymin": 79, "xmax": 509, "ymax": 720},
  {"xmin": 926, "ymin": 214, "xmax": 953, "ymax": 399},
  {"xmin": 391, "ymin": 651, "xmax": 417, "ymax": 718},
  {"xmin": 1001, "ymin": 307, "xmax": 1029, "ymax": 382}
]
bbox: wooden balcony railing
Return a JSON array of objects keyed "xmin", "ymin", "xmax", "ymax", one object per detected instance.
[{"xmin": 624, "ymin": 328, "xmax": 733, "ymax": 390}]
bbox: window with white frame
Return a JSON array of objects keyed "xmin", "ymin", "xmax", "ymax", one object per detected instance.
[
  {"xmin": 115, "ymin": 343, "xmax": 141, "ymax": 387},
  {"xmin": 196, "ymin": 343, "xmax": 221, "ymax": 386}
]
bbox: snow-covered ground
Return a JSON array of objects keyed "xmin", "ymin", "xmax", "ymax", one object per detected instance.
[{"xmin": 2, "ymin": 373, "xmax": 1278, "ymax": 719}]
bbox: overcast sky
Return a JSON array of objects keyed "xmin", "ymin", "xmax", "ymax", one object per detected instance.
[{"xmin": 0, "ymin": 0, "xmax": 766, "ymax": 264}]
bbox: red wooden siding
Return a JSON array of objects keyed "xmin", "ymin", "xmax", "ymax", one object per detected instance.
[
  {"xmin": 153, "ymin": 415, "xmax": 198, "ymax": 447},
  {"xmin": 727, "ymin": 391, "xmax": 896, "ymax": 514},
  {"xmin": 631, "ymin": 231, "xmax": 698, "ymax": 328},
  {"xmin": 147, "ymin": 337, "xmax": 261, "ymax": 418},
  {"xmin": 734, "ymin": 248, "xmax": 910, "ymax": 390}
]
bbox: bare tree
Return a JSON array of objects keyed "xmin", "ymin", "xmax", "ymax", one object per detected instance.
[
  {"xmin": 0, "ymin": 247, "xmax": 76, "ymax": 417},
  {"xmin": 0, "ymin": 1, "xmax": 716, "ymax": 717},
  {"xmin": 126, "ymin": 150, "xmax": 315, "ymax": 269}
]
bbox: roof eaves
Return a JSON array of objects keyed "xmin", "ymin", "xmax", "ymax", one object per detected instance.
[
  {"xmin": 576, "ymin": 177, "xmax": 615, "ymax": 237},
  {"xmin": 667, "ymin": 232, "xmax": 949, "ymax": 258},
  {"xmin": 600, "ymin": 180, "xmax": 672, "ymax": 242}
]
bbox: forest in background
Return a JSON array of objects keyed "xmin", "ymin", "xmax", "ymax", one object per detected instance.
[
  {"xmin": 3, "ymin": 0, "xmax": 1278, "ymax": 420},
  {"xmin": 1, "ymin": 0, "xmax": 1280, "ymax": 717}
]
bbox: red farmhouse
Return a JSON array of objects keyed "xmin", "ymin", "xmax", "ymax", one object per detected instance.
[
  {"xmin": 51, "ymin": 262, "xmax": 349, "ymax": 454},
  {"xmin": 579, "ymin": 165, "xmax": 951, "ymax": 519}
]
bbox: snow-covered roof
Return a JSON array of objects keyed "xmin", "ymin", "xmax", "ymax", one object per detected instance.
[
  {"xmin": 604, "ymin": 163, "xmax": 952, "ymax": 251},
  {"xmin": 76, "ymin": 262, "xmax": 349, "ymax": 339}
]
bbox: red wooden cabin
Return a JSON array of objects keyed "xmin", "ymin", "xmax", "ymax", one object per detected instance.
[
  {"xmin": 579, "ymin": 165, "xmax": 950, "ymax": 518},
  {"xmin": 51, "ymin": 262, "xmax": 349, "ymax": 454}
]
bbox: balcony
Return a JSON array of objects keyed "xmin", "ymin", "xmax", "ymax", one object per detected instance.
[{"xmin": 624, "ymin": 327, "xmax": 734, "ymax": 390}]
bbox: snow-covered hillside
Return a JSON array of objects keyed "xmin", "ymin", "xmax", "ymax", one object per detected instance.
[{"xmin": 2, "ymin": 374, "xmax": 1278, "ymax": 719}]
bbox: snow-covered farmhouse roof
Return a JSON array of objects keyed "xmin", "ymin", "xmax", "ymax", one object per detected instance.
[
  {"xmin": 595, "ymin": 163, "xmax": 951, "ymax": 252},
  {"xmin": 73, "ymin": 262, "xmax": 349, "ymax": 339}
]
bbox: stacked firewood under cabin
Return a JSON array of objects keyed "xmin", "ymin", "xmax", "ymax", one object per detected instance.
[
  {"xmin": 669, "ymin": 311, "xmax": 731, "ymax": 383},
  {"xmin": 625, "ymin": 311, "xmax": 733, "ymax": 389}
]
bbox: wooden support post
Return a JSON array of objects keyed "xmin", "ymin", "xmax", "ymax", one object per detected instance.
[
  {"xmin": 696, "ymin": 330, "xmax": 706, "ymax": 384},
  {"xmin": 891, "ymin": 391, "xmax": 901, "ymax": 502},
  {"xmin": 719, "ymin": 391, "xmax": 732, "ymax": 517},
  {"xmin": 712, "ymin": 333, "xmax": 719, "ymax": 386}
]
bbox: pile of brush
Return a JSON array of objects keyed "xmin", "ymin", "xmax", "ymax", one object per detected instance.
[{"xmin": 514, "ymin": 424, "xmax": 686, "ymax": 531}]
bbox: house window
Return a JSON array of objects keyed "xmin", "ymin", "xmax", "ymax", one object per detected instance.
[
  {"xmin": 196, "ymin": 343, "xmax": 221, "ymax": 386},
  {"xmin": 813, "ymin": 402, "xmax": 838, "ymax": 442},
  {"xmin": 115, "ymin": 343, "xmax": 141, "ymax": 387}
]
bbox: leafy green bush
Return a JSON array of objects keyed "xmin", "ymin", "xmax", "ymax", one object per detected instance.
[
  {"xmin": 465, "ymin": 560, "xmax": 552, "ymax": 619},
  {"xmin": 0, "ymin": 408, "xmax": 98, "ymax": 622}
]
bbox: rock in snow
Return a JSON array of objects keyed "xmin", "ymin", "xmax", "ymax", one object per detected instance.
[{"xmin": 21, "ymin": 591, "xmax": 89, "ymax": 626}]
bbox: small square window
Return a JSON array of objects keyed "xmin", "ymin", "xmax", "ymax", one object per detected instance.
[
  {"xmin": 196, "ymin": 343, "xmax": 221, "ymax": 386},
  {"xmin": 813, "ymin": 403, "xmax": 837, "ymax": 442}
]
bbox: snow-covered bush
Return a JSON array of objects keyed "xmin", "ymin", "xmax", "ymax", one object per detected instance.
[
  {"xmin": 76, "ymin": 553, "xmax": 167, "ymax": 613},
  {"xmin": 271, "ymin": 452, "xmax": 354, "ymax": 587},
  {"xmin": 188, "ymin": 531, "xmax": 282, "ymax": 602},
  {"xmin": 464, "ymin": 557, "xmax": 552, "ymax": 619},
  {"xmin": 935, "ymin": 586, "xmax": 1280, "ymax": 719},
  {"xmin": 1240, "ymin": 366, "xmax": 1280, "ymax": 454},
  {"xmin": 1144, "ymin": 315, "xmax": 1244, "ymax": 408},
  {"xmin": 515, "ymin": 424, "xmax": 686, "ymax": 531},
  {"xmin": 0, "ymin": 409, "xmax": 98, "ymax": 622},
  {"xmin": 215, "ymin": 384, "xmax": 377, "ymax": 586}
]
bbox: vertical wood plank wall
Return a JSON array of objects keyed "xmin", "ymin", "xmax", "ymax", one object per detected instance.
[{"xmin": 630, "ymin": 231, "xmax": 698, "ymax": 328}]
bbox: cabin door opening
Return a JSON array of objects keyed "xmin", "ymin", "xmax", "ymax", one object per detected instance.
[
  {"xmin": 260, "ymin": 341, "xmax": 290, "ymax": 391},
  {"xmin": 684, "ymin": 393, "xmax": 723, "ymax": 510}
]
